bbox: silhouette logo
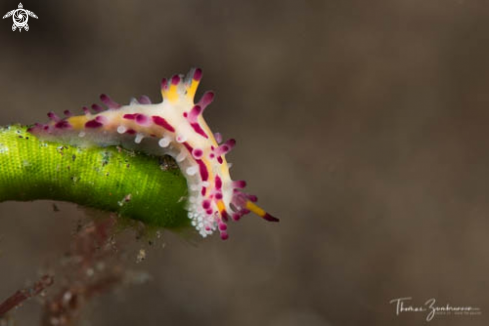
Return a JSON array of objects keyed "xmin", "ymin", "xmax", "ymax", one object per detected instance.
[{"xmin": 3, "ymin": 3, "xmax": 38, "ymax": 32}]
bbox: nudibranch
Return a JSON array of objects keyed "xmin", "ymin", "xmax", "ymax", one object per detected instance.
[{"xmin": 28, "ymin": 68, "xmax": 278, "ymax": 239}]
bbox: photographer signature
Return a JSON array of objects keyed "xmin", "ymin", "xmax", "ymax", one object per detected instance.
[{"xmin": 389, "ymin": 297, "xmax": 481, "ymax": 321}]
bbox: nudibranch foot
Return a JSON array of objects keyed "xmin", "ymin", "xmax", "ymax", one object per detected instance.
[{"xmin": 28, "ymin": 68, "xmax": 279, "ymax": 240}]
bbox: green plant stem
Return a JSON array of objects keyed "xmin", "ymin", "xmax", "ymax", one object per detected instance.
[{"xmin": 0, "ymin": 125, "xmax": 189, "ymax": 230}]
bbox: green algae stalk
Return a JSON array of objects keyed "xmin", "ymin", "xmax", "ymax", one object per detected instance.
[{"xmin": 0, "ymin": 125, "xmax": 189, "ymax": 230}]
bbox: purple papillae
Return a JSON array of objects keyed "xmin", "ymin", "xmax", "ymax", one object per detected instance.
[
  {"xmin": 55, "ymin": 120, "xmax": 71, "ymax": 129},
  {"xmin": 152, "ymin": 116, "xmax": 175, "ymax": 132},
  {"xmin": 199, "ymin": 91, "xmax": 214, "ymax": 108},
  {"xmin": 232, "ymin": 180, "xmax": 247, "ymax": 189},
  {"xmin": 193, "ymin": 68, "xmax": 203, "ymax": 81},
  {"xmin": 100, "ymin": 94, "xmax": 121, "ymax": 109},
  {"xmin": 47, "ymin": 112, "xmax": 60, "ymax": 122},
  {"xmin": 220, "ymin": 210, "xmax": 229, "ymax": 222},
  {"xmin": 91, "ymin": 104, "xmax": 104, "ymax": 113},
  {"xmin": 160, "ymin": 78, "xmax": 168, "ymax": 90},
  {"xmin": 189, "ymin": 105, "xmax": 202, "ymax": 120},
  {"xmin": 85, "ymin": 119, "xmax": 103, "ymax": 128},
  {"xmin": 202, "ymin": 200, "xmax": 211, "ymax": 209},
  {"xmin": 171, "ymin": 75, "xmax": 180, "ymax": 85},
  {"xmin": 233, "ymin": 189, "xmax": 257, "ymax": 203},
  {"xmin": 246, "ymin": 194, "xmax": 258, "ymax": 202},
  {"xmin": 215, "ymin": 139, "xmax": 236, "ymax": 156},
  {"xmin": 262, "ymin": 213, "xmax": 279, "ymax": 222},
  {"xmin": 192, "ymin": 148, "xmax": 203, "ymax": 159},
  {"xmin": 215, "ymin": 176, "xmax": 222, "ymax": 190},
  {"xmin": 218, "ymin": 223, "xmax": 227, "ymax": 231}
]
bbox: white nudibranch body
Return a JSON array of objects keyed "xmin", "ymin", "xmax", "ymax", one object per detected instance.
[{"xmin": 28, "ymin": 68, "xmax": 279, "ymax": 240}]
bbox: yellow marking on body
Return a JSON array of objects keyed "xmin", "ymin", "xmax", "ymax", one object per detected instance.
[
  {"xmin": 166, "ymin": 83, "xmax": 179, "ymax": 102},
  {"xmin": 217, "ymin": 200, "xmax": 226, "ymax": 213},
  {"xmin": 186, "ymin": 79, "xmax": 200, "ymax": 100},
  {"xmin": 160, "ymin": 88, "xmax": 168, "ymax": 99},
  {"xmin": 67, "ymin": 116, "xmax": 88, "ymax": 129},
  {"xmin": 198, "ymin": 122, "xmax": 231, "ymax": 179},
  {"xmin": 246, "ymin": 201, "xmax": 267, "ymax": 217}
]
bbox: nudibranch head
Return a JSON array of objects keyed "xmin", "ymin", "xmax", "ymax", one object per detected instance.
[{"xmin": 28, "ymin": 68, "xmax": 279, "ymax": 239}]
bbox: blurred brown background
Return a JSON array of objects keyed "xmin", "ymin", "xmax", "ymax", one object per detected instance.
[{"xmin": 1, "ymin": 0, "xmax": 489, "ymax": 325}]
